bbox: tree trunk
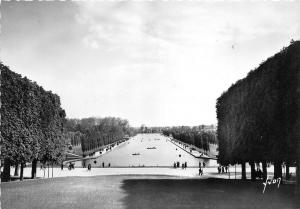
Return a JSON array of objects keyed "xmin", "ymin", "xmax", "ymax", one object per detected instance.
[
  {"xmin": 241, "ymin": 162, "xmax": 246, "ymax": 180},
  {"xmin": 274, "ymin": 162, "xmax": 282, "ymax": 179},
  {"xmin": 297, "ymin": 148, "xmax": 300, "ymax": 200},
  {"xmin": 296, "ymin": 131, "xmax": 300, "ymax": 198},
  {"xmin": 2, "ymin": 159, "xmax": 11, "ymax": 182},
  {"xmin": 31, "ymin": 159, "xmax": 37, "ymax": 179},
  {"xmin": 250, "ymin": 162, "xmax": 256, "ymax": 181},
  {"xmin": 20, "ymin": 163, "xmax": 24, "ymax": 181},
  {"xmin": 14, "ymin": 164, "xmax": 19, "ymax": 176},
  {"xmin": 262, "ymin": 161, "xmax": 267, "ymax": 181},
  {"xmin": 296, "ymin": 61, "xmax": 300, "ymax": 202},
  {"xmin": 286, "ymin": 162, "xmax": 290, "ymax": 180}
]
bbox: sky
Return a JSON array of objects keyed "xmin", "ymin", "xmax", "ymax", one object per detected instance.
[{"xmin": 1, "ymin": 1, "xmax": 300, "ymax": 127}]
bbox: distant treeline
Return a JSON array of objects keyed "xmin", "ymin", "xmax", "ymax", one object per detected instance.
[
  {"xmin": 1, "ymin": 63, "xmax": 66, "ymax": 181},
  {"xmin": 162, "ymin": 126, "xmax": 217, "ymax": 152},
  {"xmin": 65, "ymin": 117, "xmax": 137, "ymax": 155},
  {"xmin": 216, "ymin": 40, "xmax": 300, "ymax": 183}
]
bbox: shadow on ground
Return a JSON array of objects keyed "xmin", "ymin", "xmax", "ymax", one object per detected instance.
[
  {"xmin": 120, "ymin": 178, "xmax": 297, "ymax": 209},
  {"xmin": 1, "ymin": 176, "xmax": 298, "ymax": 209}
]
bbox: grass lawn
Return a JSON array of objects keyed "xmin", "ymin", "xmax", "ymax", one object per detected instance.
[{"xmin": 1, "ymin": 176, "xmax": 298, "ymax": 209}]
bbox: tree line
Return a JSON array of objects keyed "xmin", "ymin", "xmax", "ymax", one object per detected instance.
[
  {"xmin": 216, "ymin": 40, "xmax": 299, "ymax": 190},
  {"xmin": 1, "ymin": 63, "xmax": 66, "ymax": 181},
  {"xmin": 162, "ymin": 126, "xmax": 217, "ymax": 152},
  {"xmin": 65, "ymin": 117, "xmax": 137, "ymax": 156},
  {"xmin": 1, "ymin": 64, "xmax": 137, "ymax": 181}
]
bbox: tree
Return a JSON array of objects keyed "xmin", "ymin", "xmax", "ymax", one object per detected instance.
[
  {"xmin": 1, "ymin": 66, "xmax": 34, "ymax": 181},
  {"xmin": 65, "ymin": 117, "xmax": 133, "ymax": 154},
  {"xmin": 216, "ymin": 41, "xmax": 300, "ymax": 184},
  {"xmin": 1, "ymin": 63, "xmax": 67, "ymax": 181}
]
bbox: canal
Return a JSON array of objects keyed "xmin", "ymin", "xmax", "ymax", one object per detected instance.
[{"xmin": 82, "ymin": 133, "xmax": 217, "ymax": 167}]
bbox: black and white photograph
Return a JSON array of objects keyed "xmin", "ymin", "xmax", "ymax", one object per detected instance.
[{"xmin": 1, "ymin": 0, "xmax": 300, "ymax": 208}]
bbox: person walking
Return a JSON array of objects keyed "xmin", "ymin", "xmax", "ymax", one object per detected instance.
[
  {"xmin": 184, "ymin": 162, "xmax": 187, "ymax": 169},
  {"xmin": 199, "ymin": 168, "xmax": 203, "ymax": 175},
  {"xmin": 102, "ymin": 162, "xmax": 105, "ymax": 168},
  {"xmin": 68, "ymin": 163, "xmax": 72, "ymax": 170},
  {"xmin": 199, "ymin": 163, "xmax": 202, "ymax": 175},
  {"xmin": 87, "ymin": 163, "xmax": 91, "ymax": 171}
]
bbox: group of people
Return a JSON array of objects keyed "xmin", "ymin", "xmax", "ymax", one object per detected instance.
[
  {"xmin": 59, "ymin": 163, "xmax": 75, "ymax": 171},
  {"xmin": 102, "ymin": 162, "xmax": 111, "ymax": 168},
  {"xmin": 68, "ymin": 163, "xmax": 75, "ymax": 170},
  {"xmin": 60, "ymin": 161, "xmax": 113, "ymax": 172},
  {"xmin": 217, "ymin": 165, "xmax": 228, "ymax": 174},
  {"xmin": 255, "ymin": 168, "xmax": 263, "ymax": 179},
  {"xmin": 173, "ymin": 161, "xmax": 188, "ymax": 169}
]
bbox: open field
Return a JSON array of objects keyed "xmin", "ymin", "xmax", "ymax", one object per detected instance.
[{"xmin": 1, "ymin": 176, "xmax": 297, "ymax": 209}]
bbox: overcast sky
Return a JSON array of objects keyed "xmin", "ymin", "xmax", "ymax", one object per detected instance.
[{"xmin": 1, "ymin": 1, "xmax": 300, "ymax": 127}]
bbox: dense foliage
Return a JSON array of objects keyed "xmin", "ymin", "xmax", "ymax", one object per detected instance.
[
  {"xmin": 1, "ymin": 64, "xmax": 66, "ymax": 181},
  {"xmin": 216, "ymin": 40, "xmax": 300, "ymax": 181},
  {"xmin": 162, "ymin": 126, "xmax": 217, "ymax": 152},
  {"xmin": 65, "ymin": 117, "xmax": 137, "ymax": 155}
]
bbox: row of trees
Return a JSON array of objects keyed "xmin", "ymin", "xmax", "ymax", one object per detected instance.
[
  {"xmin": 65, "ymin": 131, "xmax": 82, "ymax": 147},
  {"xmin": 139, "ymin": 124, "xmax": 216, "ymax": 134},
  {"xmin": 65, "ymin": 117, "xmax": 136, "ymax": 155},
  {"xmin": 216, "ymin": 40, "xmax": 299, "ymax": 187},
  {"xmin": 1, "ymin": 64, "xmax": 67, "ymax": 181},
  {"xmin": 162, "ymin": 126, "xmax": 217, "ymax": 152}
]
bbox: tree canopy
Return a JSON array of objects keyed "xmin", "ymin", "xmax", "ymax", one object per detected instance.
[
  {"xmin": 65, "ymin": 117, "xmax": 136, "ymax": 155},
  {"xmin": 1, "ymin": 63, "xmax": 66, "ymax": 181},
  {"xmin": 216, "ymin": 41, "xmax": 299, "ymax": 179}
]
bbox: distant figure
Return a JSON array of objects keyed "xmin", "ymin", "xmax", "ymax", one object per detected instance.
[
  {"xmin": 199, "ymin": 168, "xmax": 203, "ymax": 175},
  {"xmin": 218, "ymin": 166, "xmax": 221, "ymax": 174},
  {"xmin": 174, "ymin": 162, "xmax": 176, "ymax": 168},
  {"xmin": 102, "ymin": 162, "xmax": 105, "ymax": 168},
  {"xmin": 182, "ymin": 163, "xmax": 184, "ymax": 169},
  {"xmin": 61, "ymin": 164, "xmax": 64, "ymax": 170},
  {"xmin": 184, "ymin": 162, "xmax": 187, "ymax": 169},
  {"xmin": 222, "ymin": 166, "xmax": 225, "ymax": 173},
  {"xmin": 108, "ymin": 163, "xmax": 111, "ymax": 167},
  {"xmin": 225, "ymin": 166, "xmax": 228, "ymax": 173},
  {"xmin": 179, "ymin": 154, "xmax": 181, "ymax": 157},
  {"xmin": 87, "ymin": 163, "xmax": 91, "ymax": 171},
  {"xmin": 199, "ymin": 162, "xmax": 202, "ymax": 168},
  {"xmin": 256, "ymin": 168, "xmax": 263, "ymax": 179},
  {"xmin": 177, "ymin": 162, "xmax": 180, "ymax": 168},
  {"xmin": 203, "ymin": 162, "xmax": 206, "ymax": 167}
]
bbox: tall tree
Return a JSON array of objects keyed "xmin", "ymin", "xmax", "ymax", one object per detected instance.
[
  {"xmin": 216, "ymin": 41, "xmax": 299, "ymax": 184},
  {"xmin": 1, "ymin": 63, "xmax": 67, "ymax": 181}
]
